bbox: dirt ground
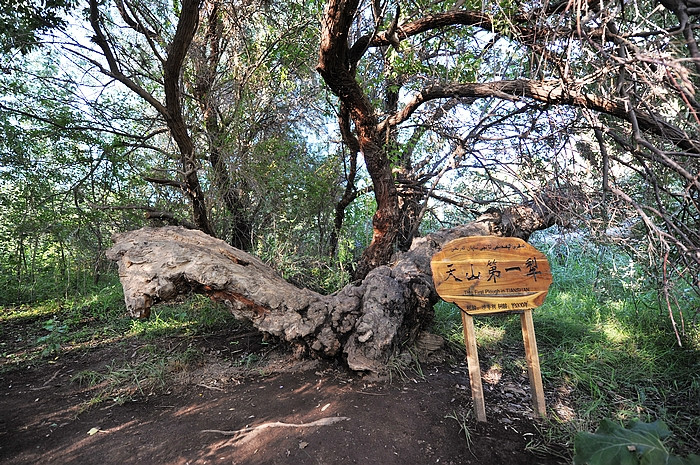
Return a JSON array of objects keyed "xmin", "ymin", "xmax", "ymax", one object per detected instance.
[{"xmin": 0, "ymin": 325, "xmax": 569, "ymax": 465}]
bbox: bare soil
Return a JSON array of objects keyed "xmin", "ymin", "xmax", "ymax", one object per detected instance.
[{"xmin": 0, "ymin": 324, "xmax": 568, "ymax": 465}]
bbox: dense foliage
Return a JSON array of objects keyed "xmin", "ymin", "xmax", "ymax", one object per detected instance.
[
  {"xmin": 0, "ymin": 0, "xmax": 75, "ymax": 53},
  {"xmin": 0, "ymin": 0, "xmax": 698, "ymax": 328}
]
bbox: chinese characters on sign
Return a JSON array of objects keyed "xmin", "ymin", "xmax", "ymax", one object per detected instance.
[
  {"xmin": 445, "ymin": 256, "xmax": 541, "ymax": 284},
  {"xmin": 430, "ymin": 236, "xmax": 553, "ymax": 315},
  {"xmin": 441, "ymin": 256, "xmax": 544, "ymax": 311}
]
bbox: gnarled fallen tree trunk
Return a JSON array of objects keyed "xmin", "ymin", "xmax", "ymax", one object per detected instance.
[{"xmin": 106, "ymin": 205, "xmax": 554, "ymax": 372}]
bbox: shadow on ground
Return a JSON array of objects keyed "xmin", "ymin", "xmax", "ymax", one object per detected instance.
[{"xmin": 0, "ymin": 326, "xmax": 568, "ymax": 465}]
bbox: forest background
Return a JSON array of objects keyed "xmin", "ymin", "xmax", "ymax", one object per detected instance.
[{"xmin": 1, "ymin": 0, "xmax": 699, "ymax": 461}]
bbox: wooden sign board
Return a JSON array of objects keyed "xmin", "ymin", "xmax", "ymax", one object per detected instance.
[
  {"xmin": 431, "ymin": 236, "xmax": 552, "ymax": 422},
  {"xmin": 431, "ymin": 236, "xmax": 552, "ymax": 315}
]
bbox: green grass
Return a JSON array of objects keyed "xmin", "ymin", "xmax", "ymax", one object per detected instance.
[
  {"xmin": 1, "ymin": 273, "xmax": 243, "ymax": 386},
  {"xmin": 2, "ymin": 276, "xmax": 238, "ymax": 345},
  {"xmin": 432, "ymin": 242, "xmax": 700, "ymax": 459},
  {"xmin": 70, "ymin": 344, "xmax": 206, "ymax": 409},
  {"xmin": 445, "ymin": 410, "xmax": 474, "ymax": 451},
  {"xmin": 128, "ymin": 293, "xmax": 242, "ymax": 338},
  {"xmin": 1, "ymin": 273, "xmax": 251, "ymax": 409},
  {"xmin": 1, "ymin": 278, "xmax": 129, "ymax": 365}
]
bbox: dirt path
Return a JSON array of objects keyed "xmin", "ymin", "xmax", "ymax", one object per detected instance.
[{"xmin": 0, "ymin": 330, "xmax": 567, "ymax": 464}]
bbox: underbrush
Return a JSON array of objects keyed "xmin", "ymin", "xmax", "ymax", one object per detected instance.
[
  {"xmin": 1, "ymin": 276, "xmax": 129, "ymax": 362},
  {"xmin": 432, "ymin": 240, "xmax": 700, "ymax": 460},
  {"xmin": 1, "ymin": 275, "xmax": 241, "ymax": 352},
  {"xmin": 0, "ymin": 276, "xmax": 248, "ymax": 408}
]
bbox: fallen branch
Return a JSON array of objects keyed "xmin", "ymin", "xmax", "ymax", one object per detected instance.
[
  {"xmin": 107, "ymin": 204, "xmax": 557, "ymax": 372},
  {"xmin": 196, "ymin": 383, "xmax": 224, "ymax": 391}
]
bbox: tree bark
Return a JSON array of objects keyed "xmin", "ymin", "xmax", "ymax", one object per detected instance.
[
  {"xmin": 106, "ymin": 205, "xmax": 555, "ymax": 373},
  {"xmin": 318, "ymin": 0, "xmax": 402, "ymax": 280},
  {"xmin": 191, "ymin": 3, "xmax": 252, "ymax": 249}
]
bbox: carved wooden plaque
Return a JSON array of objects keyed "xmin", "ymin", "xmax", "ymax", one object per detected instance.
[{"xmin": 431, "ymin": 236, "xmax": 553, "ymax": 315}]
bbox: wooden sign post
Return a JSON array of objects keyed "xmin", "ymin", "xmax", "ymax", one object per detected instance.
[{"xmin": 430, "ymin": 236, "xmax": 553, "ymax": 422}]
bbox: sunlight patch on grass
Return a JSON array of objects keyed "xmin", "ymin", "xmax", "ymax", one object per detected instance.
[
  {"xmin": 600, "ymin": 319, "xmax": 630, "ymax": 344},
  {"xmin": 128, "ymin": 311, "xmax": 197, "ymax": 338},
  {"xmin": 1, "ymin": 300, "xmax": 61, "ymax": 322},
  {"xmin": 553, "ymin": 402, "xmax": 577, "ymax": 421},
  {"xmin": 684, "ymin": 325, "xmax": 700, "ymax": 350},
  {"xmin": 474, "ymin": 324, "xmax": 505, "ymax": 348},
  {"xmin": 126, "ymin": 295, "xmax": 236, "ymax": 339},
  {"xmin": 1, "ymin": 288, "xmax": 237, "ymax": 375},
  {"xmin": 483, "ymin": 363, "xmax": 502, "ymax": 385}
]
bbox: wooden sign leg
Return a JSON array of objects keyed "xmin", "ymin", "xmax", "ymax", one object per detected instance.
[
  {"xmin": 461, "ymin": 310, "xmax": 487, "ymax": 422},
  {"xmin": 520, "ymin": 309, "xmax": 546, "ymax": 417}
]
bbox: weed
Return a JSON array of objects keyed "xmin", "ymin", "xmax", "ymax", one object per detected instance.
[
  {"xmin": 233, "ymin": 352, "xmax": 260, "ymax": 369},
  {"xmin": 71, "ymin": 369, "xmax": 103, "ymax": 387},
  {"xmin": 445, "ymin": 410, "xmax": 474, "ymax": 452},
  {"xmin": 387, "ymin": 350, "xmax": 424, "ymax": 383},
  {"xmin": 70, "ymin": 354, "xmax": 180, "ymax": 411},
  {"xmin": 36, "ymin": 318, "xmax": 68, "ymax": 357},
  {"xmin": 386, "ymin": 353, "xmax": 410, "ymax": 382}
]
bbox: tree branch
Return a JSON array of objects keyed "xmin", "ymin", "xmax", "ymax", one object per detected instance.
[
  {"xmin": 143, "ymin": 176, "xmax": 187, "ymax": 189},
  {"xmin": 349, "ymin": 10, "xmax": 495, "ymax": 63},
  {"xmin": 88, "ymin": 0, "xmax": 167, "ymax": 115},
  {"xmin": 377, "ymin": 79, "xmax": 700, "ymax": 154}
]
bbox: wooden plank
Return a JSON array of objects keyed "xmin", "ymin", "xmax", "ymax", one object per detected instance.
[
  {"xmin": 520, "ymin": 309, "xmax": 546, "ymax": 417},
  {"xmin": 436, "ymin": 291, "xmax": 549, "ymax": 315},
  {"xmin": 461, "ymin": 310, "xmax": 487, "ymax": 422},
  {"xmin": 431, "ymin": 236, "xmax": 552, "ymax": 315}
]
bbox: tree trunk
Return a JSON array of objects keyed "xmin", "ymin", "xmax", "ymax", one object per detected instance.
[
  {"xmin": 353, "ymin": 138, "xmax": 401, "ymax": 280},
  {"xmin": 329, "ymin": 104, "xmax": 361, "ymax": 258},
  {"xmin": 396, "ymin": 174, "xmax": 426, "ymax": 252},
  {"xmin": 191, "ymin": 3, "xmax": 252, "ymax": 250},
  {"xmin": 106, "ymin": 205, "xmax": 554, "ymax": 373},
  {"xmin": 317, "ymin": 0, "xmax": 402, "ymax": 280},
  {"xmin": 89, "ymin": 0, "xmax": 214, "ymax": 236},
  {"xmin": 160, "ymin": 0, "xmax": 214, "ymax": 236}
]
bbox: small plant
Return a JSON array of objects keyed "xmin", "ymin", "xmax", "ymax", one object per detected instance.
[
  {"xmin": 70, "ymin": 354, "xmax": 175, "ymax": 410},
  {"xmin": 574, "ymin": 419, "xmax": 700, "ymax": 465},
  {"xmin": 386, "ymin": 350, "xmax": 424, "ymax": 383},
  {"xmin": 71, "ymin": 369, "xmax": 102, "ymax": 387},
  {"xmin": 233, "ymin": 352, "xmax": 259, "ymax": 369},
  {"xmin": 36, "ymin": 318, "xmax": 68, "ymax": 356},
  {"xmin": 445, "ymin": 410, "xmax": 473, "ymax": 452}
]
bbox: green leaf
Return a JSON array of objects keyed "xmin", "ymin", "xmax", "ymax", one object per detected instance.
[
  {"xmin": 573, "ymin": 419, "xmax": 671, "ymax": 465},
  {"xmin": 628, "ymin": 419, "xmax": 671, "ymax": 440}
]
